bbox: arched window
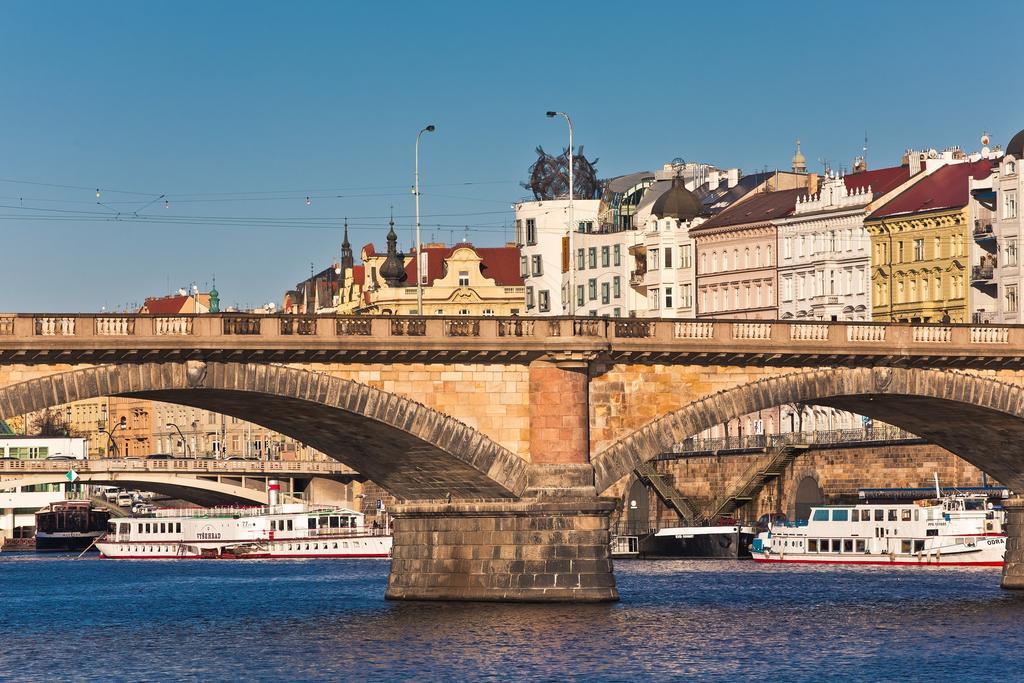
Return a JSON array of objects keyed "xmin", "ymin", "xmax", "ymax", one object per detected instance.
[
  {"xmin": 1008, "ymin": 160, "xmax": 1017, "ymax": 175},
  {"xmin": 766, "ymin": 245, "xmax": 773, "ymax": 265},
  {"xmin": 733, "ymin": 249, "xmax": 739, "ymax": 270},
  {"xmin": 755, "ymin": 246, "xmax": 761, "ymax": 267},
  {"xmin": 701, "ymin": 252, "xmax": 707, "ymax": 273},
  {"xmin": 711, "ymin": 252, "xmax": 718, "ymax": 272},
  {"xmin": 745, "ymin": 248, "xmax": 750, "ymax": 268}
]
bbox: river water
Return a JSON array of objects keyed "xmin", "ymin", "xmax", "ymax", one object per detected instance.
[{"xmin": 1, "ymin": 555, "xmax": 1021, "ymax": 682}]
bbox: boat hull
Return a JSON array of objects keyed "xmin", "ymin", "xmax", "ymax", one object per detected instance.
[{"xmin": 96, "ymin": 534, "xmax": 392, "ymax": 560}]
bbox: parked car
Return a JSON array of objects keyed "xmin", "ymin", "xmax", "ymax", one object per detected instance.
[
  {"xmin": 146, "ymin": 453, "xmax": 174, "ymax": 460},
  {"xmin": 115, "ymin": 492, "xmax": 134, "ymax": 507},
  {"xmin": 45, "ymin": 454, "xmax": 76, "ymax": 461},
  {"xmin": 101, "ymin": 487, "xmax": 120, "ymax": 503}
]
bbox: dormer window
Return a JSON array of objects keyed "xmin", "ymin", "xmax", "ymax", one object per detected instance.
[
  {"xmin": 1008, "ymin": 161, "xmax": 1017, "ymax": 175},
  {"xmin": 458, "ymin": 271, "xmax": 470, "ymax": 286}
]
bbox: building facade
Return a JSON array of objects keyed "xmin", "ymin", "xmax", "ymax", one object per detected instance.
[
  {"xmin": 866, "ymin": 159, "xmax": 993, "ymax": 323},
  {"xmin": 970, "ymin": 132, "xmax": 1020, "ymax": 323},
  {"xmin": 777, "ymin": 166, "xmax": 910, "ymax": 321}
]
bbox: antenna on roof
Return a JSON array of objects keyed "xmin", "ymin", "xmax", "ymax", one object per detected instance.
[{"xmin": 863, "ymin": 130, "xmax": 869, "ymax": 168}]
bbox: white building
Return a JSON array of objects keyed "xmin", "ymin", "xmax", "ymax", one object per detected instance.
[
  {"xmin": 970, "ymin": 132, "xmax": 1018, "ymax": 323},
  {"xmin": 515, "ymin": 198, "xmax": 600, "ymax": 315},
  {"xmin": 0, "ymin": 436, "xmax": 88, "ymax": 542}
]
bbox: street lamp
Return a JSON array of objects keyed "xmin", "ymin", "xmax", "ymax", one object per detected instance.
[
  {"xmin": 166, "ymin": 422, "xmax": 191, "ymax": 458},
  {"xmin": 415, "ymin": 124, "xmax": 436, "ymax": 316},
  {"xmin": 99, "ymin": 416, "xmax": 126, "ymax": 458},
  {"xmin": 546, "ymin": 110, "xmax": 574, "ymax": 315}
]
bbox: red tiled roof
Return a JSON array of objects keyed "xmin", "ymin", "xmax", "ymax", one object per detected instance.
[
  {"xmin": 405, "ymin": 244, "xmax": 524, "ymax": 287},
  {"xmin": 843, "ymin": 165, "xmax": 910, "ymax": 198},
  {"xmin": 867, "ymin": 159, "xmax": 993, "ymax": 220},
  {"xmin": 693, "ymin": 187, "xmax": 806, "ymax": 231},
  {"xmin": 351, "ymin": 265, "xmax": 365, "ymax": 286},
  {"xmin": 141, "ymin": 295, "xmax": 188, "ymax": 314}
]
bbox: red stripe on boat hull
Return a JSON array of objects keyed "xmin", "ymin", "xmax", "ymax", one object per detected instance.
[{"xmin": 752, "ymin": 557, "xmax": 1003, "ymax": 567}]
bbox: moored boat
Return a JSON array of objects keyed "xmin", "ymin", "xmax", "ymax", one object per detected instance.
[
  {"xmin": 35, "ymin": 500, "xmax": 110, "ymax": 552},
  {"xmin": 751, "ymin": 492, "xmax": 1005, "ymax": 567},
  {"xmin": 95, "ymin": 503, "xmax": 391, "ymax": 559}
]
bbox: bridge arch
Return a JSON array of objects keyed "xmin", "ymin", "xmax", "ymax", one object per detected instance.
[
  {"xmin": 0, "ymin": 362, "xmax": 528, "ymax": 500},
  {"xmin": 593, "ymin": 367, "xmax": 1024, "ymax": 493}
]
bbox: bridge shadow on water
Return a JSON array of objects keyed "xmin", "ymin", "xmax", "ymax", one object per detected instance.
[{"xmin": 1, "ymin": 555, "xmax": 1022, "ymax": 682}]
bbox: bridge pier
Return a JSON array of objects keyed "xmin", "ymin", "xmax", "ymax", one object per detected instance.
[
  {"xmin": 1002, "ymin": 498, "xmax": 1024, "ymax": 589},
  {"xmin": 386, "ymin": 465, "xmax": 619, "ymax": 603}
]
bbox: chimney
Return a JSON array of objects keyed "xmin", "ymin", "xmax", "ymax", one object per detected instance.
[
  {"xmin": 727, "ymin": 168, "xmax": 740, "ymax": 187},
  {"xmin": 807, "ymin": 173, "xmax": 819, "ymax": 197},
  {"xmin": 908, "ymin": 150, "xmax": 923, "ymax": 176}
]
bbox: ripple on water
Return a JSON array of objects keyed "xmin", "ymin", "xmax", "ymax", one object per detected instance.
[{"xmin": 0, "ymin": 556, "xmax": 1021, "ymax": 682}]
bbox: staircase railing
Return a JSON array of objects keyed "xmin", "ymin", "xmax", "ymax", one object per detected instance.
[
  {"xmin": 633, "ymin": 461, "xmax": 702, "ymax": 525},
  {"xmin": 704, "ymin": 445, "xmax": 806, "ymax": 522}
]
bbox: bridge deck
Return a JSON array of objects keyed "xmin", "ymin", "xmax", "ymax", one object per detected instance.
[
  {"xmin": 0, "ymin": 457, "xmax": 357, "ymax": 478},
  {"xmin": 1, "ymin": 314, "xmax": 1022, "ymax": 368}
]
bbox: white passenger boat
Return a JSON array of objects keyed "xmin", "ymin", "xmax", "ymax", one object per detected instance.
[
  {"xmin": 751, "ymin": 492, "xmax": 1005, "ymax": 567},
  {"xmin": 95, "ymin": 503, "xmax": 392, "ymax": 560}
]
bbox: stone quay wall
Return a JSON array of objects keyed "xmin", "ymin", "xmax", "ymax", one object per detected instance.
[{"xmin": 633, "ymin": 443, "xmax": 992, "ymax": 529}]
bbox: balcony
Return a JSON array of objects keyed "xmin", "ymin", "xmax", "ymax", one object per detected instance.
[
  {"xmin": 974, "ymin": 220, "xmax": 995, "ymax": 242},
  {"xmin": 972, "ymin": 263, "xmax": 995, "ymax": 282},
  {"xmin": 629, "ymin": 269, "xmax": 647, "ymax": 288}
]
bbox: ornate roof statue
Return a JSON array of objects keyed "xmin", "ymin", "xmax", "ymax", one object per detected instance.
[
  {"xmin": 379, "ymin": 215, "xmax": 406, "ymax": 287},
  {"xmin": 523, "ymin": 145, "xmax": 601, "ymax": 201}
]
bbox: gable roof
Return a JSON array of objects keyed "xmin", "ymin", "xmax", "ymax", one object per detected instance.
[
  {"xmin": 693, "ymin": 187, "xmax": 806, "ymax": 232},
  {"xmin": 867, "ymin": 159, "xmax": 993, "ymax": 220},
  {"xmin": 141, "ymin": 295, "xmax": 189, "ymax": 314},
  {"xmin": 843, "ymin": 165, "xmax": 911, "ymax": 198},
  {"xmin": 404, "ymin": 244, "xmax": 524, "ymax": 287}
]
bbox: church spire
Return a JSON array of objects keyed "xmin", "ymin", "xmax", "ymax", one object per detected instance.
[
  {"xmin": 340, "ymin": 218, "xmax": 353, "ymax": 271},
  {"xmin": 791, "ymin": 139, "xmax": 807, "ymax": 173},
  {"xmin": 379, "ymin": 210, "xmax": 406, "ymax": 287}
]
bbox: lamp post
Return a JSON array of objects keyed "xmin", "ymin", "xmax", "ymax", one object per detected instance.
[
  {"xmin": 166, "ymin": 422, "xmax": 191, "ymax": 458},
  {"xmin": 415, "ymin": 124, "xmax": 436, "ymax": 316},
  {"xmin": 99, "ymin": 416, "xmax": 126, "ymax": 458},
  {"xmin": 546, "ymin": 111, "xmax": 574, "ymax": 315}
]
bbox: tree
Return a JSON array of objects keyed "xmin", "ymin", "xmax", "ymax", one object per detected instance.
[{"xmin": 30, "ymin": 408, "xmax": 73, "ymax": 437}]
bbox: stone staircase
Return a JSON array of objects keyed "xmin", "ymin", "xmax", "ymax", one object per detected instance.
[
  {"xmin": 633, "ymin": 461, "xmax": 702, "ymax": 525},
  {"xmin": 704, "ymin": 444, "xmax": 807, "ymax": 522}
]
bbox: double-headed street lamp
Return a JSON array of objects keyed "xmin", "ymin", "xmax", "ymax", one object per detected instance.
[
  {"xmin": 415, "ymin": 124, "xmax": 436, "ymax": 315},
  {"xmin": 166, "ymin": 422, "xmax": 191, "ymax": 458},
  {"xmin": 99, "ymin": 416, "xmax": 127, "ymax": 458},
  {"xmin": 546, "ymin": 110, "xmax": 575, "ymax": 315}
]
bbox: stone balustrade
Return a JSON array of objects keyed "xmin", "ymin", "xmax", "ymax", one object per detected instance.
[
  {"xmin": 2, "ymin": 314, "xmax": 1023, "ymax": 367},
  {"xmin": 0, "ymin": 457, "xmax": 356, "ymax": 475}
]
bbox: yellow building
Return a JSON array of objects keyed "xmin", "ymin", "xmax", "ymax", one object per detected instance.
[
  {"xmin": 866, "ymin": 160, "xmax": 993, "ymax": 323},
  {"xmin": 288, "ymin": 220, "xmax": 525, "ymax": 316}
]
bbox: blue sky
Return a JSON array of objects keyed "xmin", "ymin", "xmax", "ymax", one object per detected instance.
[{"xmin": 2, "ymin": 1, "xmax": 1022, "ymax": 311}]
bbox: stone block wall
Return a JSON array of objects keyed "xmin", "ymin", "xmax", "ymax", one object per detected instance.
[
  {"xmin": 385, "ymin": 497, "xmax": 618, "ymax": 602},
  {"xmin": 628, "ymin": 443, "xmax": 994, "ymax": 529}
]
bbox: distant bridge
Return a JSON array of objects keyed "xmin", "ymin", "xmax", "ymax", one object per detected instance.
[{"xmin": 0, "ymin": 458, "xmax": 361, "ymax": 506}]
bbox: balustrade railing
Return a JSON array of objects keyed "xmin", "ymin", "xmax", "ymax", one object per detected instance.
[
  {"xmin": 390, "ymin": 318, "xmax": 425, "ymax": 336},
  {"xmin": 95, "ymin": 317, "xmax": 135, "ymax": 336},
  {"xmin": 280, "ymin": 317, "xmax": 317, "ymax": 335},
  {"xmin": 732, "ymin": 322, "xmax": 771, "ymax": 340},
  {"xmin": 335, "ymin": 318, "xmax": 372, "ymax": 336},
  {"xmin": 0, "ymin": 317, "xmax": 14, "ymax": 336},
  {"xmin": 847, "ymin": 325, "xmax": 885, "ymax": 342},
  {"xmin": 498, "ymin": 318, "xmax": 534, "ymax": 337},
  {"xmin": 222, "ymin": 316, "xmax": 262, "ymax": 335},
  {"xmin": 665, "ymin": 425, "xmax": 923, "ymax": 456},
  {"xmin": 614, "ymin": 320, "xmax": 653, "ymax": 338},
  {"xmin": 444, "ymin": 319, "xmax": 480, "ymax": 337},
  {"xmin": 34, "ymin": 317, "xmax": 75, "ymax": 336},
  {"xmin": 912, "ymin": 326, "xmax": 951, "ymax": 343},
  {"xmin": 790, "ymin": 323, "xmax": 829, "ymax": 341},
  {"xmin": 154, "ymin": 317, "xmax": 192, "ymax": 335},
  {"xmin": 971, "ymin": 326, "xmax": 1009, "ymax": 344},
  {"xmin": 573, "ymin": 319, "xmax": 600, "ymax": 336},
  {"xmin": 674, "ymin": 321, "xmax": 714, "ymax": 339}
]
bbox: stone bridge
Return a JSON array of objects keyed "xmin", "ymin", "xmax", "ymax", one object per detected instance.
[
  {"xmin": 4, "ymin": 313, "xmax": 1024, "ymax": 601},
  {"xmin": 0, "ymin": 458, "xmax": 359, "ymax": 507}
]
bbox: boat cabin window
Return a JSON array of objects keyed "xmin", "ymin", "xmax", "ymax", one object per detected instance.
[
  {"xmin": 808, "ymin": 539, "xmax": 818, "ymax": 552},
  {"xmin": 901, "ymin": 540, "xmax": 911, "ymax": 553},
  {"xmin": 843, "ymin": 539, "xmax": 853, "ymax": 552},
  {"xmin": 855, "ymin": 539, "xmax": 866, "ymax": 553},
  {"xmin": 287, "ymin": 520, "xmax": 293, "ymax": 531},
  {"xmin": 874, "ymin": 509, "xmax": 884, "ymax": 521},
  {"xmin": 965, "ymin": 499, "xmax": 985, "ymax": 511},
  {"xmin": 319, "ymin": 517, "xmax": 329, "ymax": 528},
  {"xmin": 176, "ymin": 523, "xmax": 181, "ymax": 533},
  {"xmin": 926, "ymin": 529, "xmax": 938, "ymax": 537},
  {"xmin": 812, "ymin": 509, "xmax": 829, "ymax": 522},
  {"xmin": 914, "ymin": 540, "xmax": 925, "ymax": 552},
  {"xmin": 831, "ymin": 539, "xmax": 842, "ymax": 552},
  {"xmin": 887, "ymin": 510, "xmax": 897, "ymax": 521},
  {"xmin": 901, "ymin": 510, "xmax": 912, "ymax": 522},
  {"xmin": 914, "ymin": 510, "xmax": 920, "ymax": 522},
  {"xmin": 329, "ymin": 516, "xmax": 340, "ymax": 528},
  {"xmin": 308, "ymin": 519, "xmax": 316, "ymax": 530},
  {"xmin": 832, "ymin": 510, "xmax": 849, "ymax": 522}
]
